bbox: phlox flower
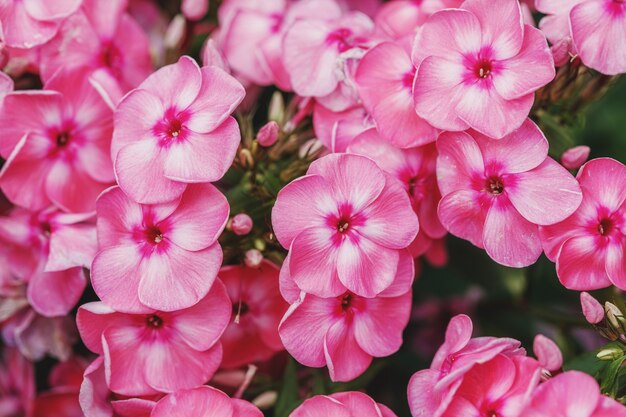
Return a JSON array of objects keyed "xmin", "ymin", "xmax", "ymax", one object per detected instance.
[
  {"xmin": 219, "ymin": 260, "xmax": 288, "ymax": 369},
  {"xmin": 0, "ymin": 67, "xmax": 115, "ymax": 213},
  {"xmin": 278, "ymin": 254, "xmax": 413, "ymax": 382},
  {"xmin": 536, "ymin": 0, "xmax": 626, "ymax": 75},
  {"xmin": 374, "ymin": 0, "xmax": 463, "ymax": 40},
  {"xmin": 290, "ymin": 391, "xmax": 397, "ymax": 417},
  {"xmin": 112, "ymin": 55, "xmax": 244, "ymax": 204},
  {"xmin": 436, "ymin": 119, "xmax": 582, "ymax": 267},
  {"xmin": 271, "ymin": 153, "xmax": 419, "ymax": 298},
  {"xmin": 151, "ymin": 386, "xmax": 262, "ymax": 417},
  {"xmin": 39, "ymin": 0, "xmax": 153, "ymax": 92},
  {"xmin": 408, "ymin": 314, "xmax": 527, "ymax": 417},
  {"xmin": 539, "ymin": 158, "xmax": 626, "ymax": 290},
  {"xmin": 0, "ymin": 0, "xmax": 81, "ymax": 48},
  {"xmin": 412, "ymin": 0, "xmax": 555, "ymax": 139},
  {"xmin": 355, "ymin": 41, "xmax": 439, "ymax": 148},
  {"xmin": 521, "ymin": 371, "xmax": 626, "ymax": 417},
  {"xmin": 76, "ymin": 281, "xmax": 231, "ymax": 396},
  {"xmin": 91, "ymin": 184, "xmax": 228, "ymax": 313},
  {"xmin": 312, "ymin": 103, "xmax": 374, "ymax": 152},
  {"xmin": 348, "ymin": 128, "xmax": 445, "ymax": 257}
]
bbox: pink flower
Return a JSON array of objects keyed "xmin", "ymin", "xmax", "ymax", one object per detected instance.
[
  {"xmin": 436, "ymin": 120, "xmax": 582, "ymax": 267},
  {"xmin": 532, "ymin": 334, "xmax": 563, "ymax": 373},
  {"xmin": 374, "ymin": 0, "xmax": 463, "ymax": 40},
  {"xmin": 0, "ymin": 0, "xmax": 81, "ymax": 48},
  {"xmin": 151, "ymin": 386, "xmax": 262, "ymax": 417},
  {"xmin": 348, "ymin": 128, "xmax": 445, "ymax": 257},
  {"xmin": 562, "ymin": 145, "xmax": 591, "ymax": 170},
  {"xmin": 10, "ymin": 310, "xmax": 78, "ymax": 361},
  {"xmin": 219, "ymin": 260, "xmax": 288, "ymax": 369},
  {"xmin": 0, "ymin": 347, "xmax": 35, "ymax": 417},
  {"xmin": 580, "ymin": 292, "xmax": 604, "ymax": 324},
  {"xmin": 0, "ymin": 67, "xmax": 115, "ymax": 213},
  {"xmin": 91, "ymin": 184, "xmax": 228, "ymax": 313},
  {"xmin": 40, "ymin": 0, "xmax": 153, "ymax": 92},
  {"xmin": 355, "ymin": 41, "xmax": 438, "ymax": 148},
  {"xmin": 537, "ymin": 0, "xmax": 626, "ymax": 75},
  {"xmin": 408, "ymin": 314, "xmax": 526, "ymax": 417},
  {"xmin": 412, "ymin": 0, "xmax": 555, "ymax": 139},
  {"xmin": 182, "ymin": 0, "xmax": 209, "ymax": 21},
  {"xmin": 521, "ymin": 371, "xmax": 626, "ymax": 417},
  {"xmin": 279, "ymin": 254, "xmax": 413, "ymax": 381},
  {"xmin": 539, "ymin": 158, "xmax": 626, "ymax": 290},
  {"xmin": 290, "ymin": 391, "xmax": 397, "ymax": 417},
  {"xmin": 76, "ymin": 281, "xmax": 230, "ymax": 396},
  {"xmin": 256, "ymin": 121, "xmax": 279, "ymax": 147},
  {"xmin": 111, "ymin": 55, "xmax": 244, "ymax": 204},
  {"xmin": 312, "ymin": 103, "xmax": 374, "ymax": 152},
  {"xmin": 272, "ymin": 153, "xmax": 419, "ymax": 298}
]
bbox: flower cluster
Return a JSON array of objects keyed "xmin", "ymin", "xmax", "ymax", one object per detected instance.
[{"xmin": 1, "ymin": 0, "xmax": 626, "ymax": 416}]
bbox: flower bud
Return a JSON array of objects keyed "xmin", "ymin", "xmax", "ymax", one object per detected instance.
[
  {"xmin": 597, "ymin": 345, "xmax": 625, "ymax": 361},
  {"xmin": 533, "ymin": 334, "xmax": 563, "ymax": 372},
  {"xmin": 164, "ymin": 15, "xmax": 186, "ymax": 51},
  {"xmin": 269, "ymin": 91, "xmax": 284, "ymax": 122},
  {"xmin": 605, "ymin": 302, "xmax": 626, "ymax": 335},
  {"xmin": 244, "ymin": 249, "xmax": 263, "ymax": 268},
  {"xmin": 561, "ymin": 146, "xmax": 590, "ymax": 170},
  {"xmin": 581, "ymin": 292, "xmax": 604, "ymax": 324},
  {"xmin": 252, "ymin": 391, "xmax": 278, "ymax": 409},
  {"xmin": 257, "ymin": 121, "xmax": 279, "ymax": 147},
  {"xmin": 231, "ymin": 213, "xmax": 253, "ymax": 236}
]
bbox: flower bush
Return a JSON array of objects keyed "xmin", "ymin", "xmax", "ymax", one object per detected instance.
[{"xmin": 2, "ymin": 0, "xmax": 626, "ymax": 416}]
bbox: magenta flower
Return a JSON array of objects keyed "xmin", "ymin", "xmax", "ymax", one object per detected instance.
[
  {"xmin": 436, "ymin": 120, "xmax": 582, "ymax": 267},
  {"xmin": 279, "ymin": 254, "xmax": 413, "ymax": 382},
  {"xmin": 540, "ymin": 158, "xmax": 626, "ymax": 290},
  {"xmin": 521, "ymin": 371, "xmax": 626, "ymax": 417},
  {"xmin": 412, "ymin": 0, "xmax": 555, "ymax": 139},
  {"xmin": 0, "ymin": 67, "xmax": 114, "ymax": 213},
  {"xmin": 219, "ymin": 260, "xmax": 288, "ymax": 369},
  {"xmin": 272, "ymin": 153, "xmax": 418, "ymax": 298},
  {"xmin": 76, "ymin": 281, "xmax": 230, "ymax": 396},
  {"xmin": 290, "ymin": 391, "xmax": 397, "ymax": 417},
  {"xmin": 111, "ymin": 55, "xmax": 245, "ymax": 204},
  {"xmin": 0, "ymin": 0, "xmax": 81, "ymax": 48},
  {"xmin": 152, "ymin": 386, "xmax": 262, "ymax": 417},
  {"xmin": 355, "ymin": 41, "xmax": 439, "ymax": 148},
  {"xmin": 91, "ymin": 184, "xmax": 229, "ymax": 313}
]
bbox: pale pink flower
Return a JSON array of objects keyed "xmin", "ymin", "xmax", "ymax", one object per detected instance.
[
  {"xmin": 312, "ymin": 103, "xmax": 374, "ymax": 152},
  {"xmin": 521, "ymin": 371, "xmax": 626, "ymax": 417},
  {"xmin": 290, "ymin": 391, "xmax": 397, "ymax": 417},
  {"xmin": 76, "ymin": 282, "xmax": 230, "ymax": 396},
  {"xmin": 355, "ymin": 41, "xmax": 438, "ymax": 148},
  {"xmin": 152, "ymin": 386, "xmax": 263, "ymax": 417},
  {"xmin": 408, "ymin": 314, "xmax": 526, "ymax": 417},
  {"xmin": 437, "ymin": 120, "xmax": 582, "ymax": 267},
  {"xmin": 40, "ymin": 0, "xmax": 153, "ymax": 92},
  {"xmin": 0, "ymin": 347, "xmax": 35, "ymax": 417},
  {"xmin": 112, "ymin": 55, "xmax": 244, "ymax": 204},
  {"xmin": 182, "ymin": 0, "xmax": 209, "ymax": 21},
  {"xmin": 279, "ymin": 254, "xmax": 413, "ymax": 381},
  {"xmin": 272, "ymin": 153, "xmax": 418, "ymax": 298},
  {"xmin": 0, "ymin": 0, "xmax": 82, "ymax": 48},
  {"xmin": 562, "ymin": 145, "xmax": 591, "ymax": 170},
  {"xmin": 348, "ymin": 128, "xmax": 445, "ymax": 258},
  {"xmin": 0, "ymin": 67, "xmax": 115, "ymax": 213},
  {"xmin": 540, "ymin": 158, "xmax": 626, "ymax": 290},
  {"xmin": 374, "ymin": 0, "xmax": 463, "ymax": 40},
  {"xmin": 580, "ymin": 292, "xmax": 604, "ymax": 324},
  {"xmin": 412, "ymin": 0, "xmax": 555, "ymax": 139},
  {"xmin": 91, "ymin": 184, "xmax": 228, "ymax": 313},
  {"xmin": 219, "ymin": 260, "xmax": 288, "ymax": 369},
  {"xmin": 533, "ymin": 334, "xmax": 563, "ymax": 373}
]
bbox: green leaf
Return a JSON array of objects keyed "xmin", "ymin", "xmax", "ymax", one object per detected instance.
[
  {"xmin": 564, "ymin": 350, "xmax": 609, "ymax": 377},
  {"xmin": 600, "ymin": 355, "xmax": 626, "ymax": 398},
  {"xmin": 274, "ymin": 358, "xmax": 301, "ymax": 417}
]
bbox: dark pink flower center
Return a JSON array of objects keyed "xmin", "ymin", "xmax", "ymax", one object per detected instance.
[
  {"xmin": 56, "ymin": 131, "xmax": 71, "ymax": 147},
  {"xmin": 337, "ymin": 217, "xmax": 351, "ymax": 234},
  {"xmin": 341, "ymin": 293, "xmax": 353, "ymax": 311},
  {"xmin": 402, "ymin": 69, "xmax": 416, "ymax": 90},
  {"xmin": 100, "ymin": 42, "xmax": 123, "ymax": 70},
  {"xmin": 233, "ymin": 299, "xmax": 250, "ymax": 318},
  {"xmin": 153, "ymin": 108, "xmax": 190, "ymax": 144},
  {"xmin": 485, "ymin": 410, "xmax": 499, "ymax": 417},
  {"xmin": 475, "ymin": 60, "xmax": 492, "ymax": 79},
  {"xmin": 486, "ymin": 176, "xmax": 504, "ymax": 195},
  {"xmin": 146, "ymin": 314, "xmax": 164, "ymax": 328},
  {"xmin": 145, "ymin": 226, "xmax": 164, "ymax": 244},
  {"xmin": 598, "ymin": 218, "xmax": 614, "ymax": 236}
]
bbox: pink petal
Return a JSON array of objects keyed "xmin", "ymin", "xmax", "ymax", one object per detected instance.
[
  {"xmin": 163, "ymin": 117, "xmax": 241, "ymax": 183},
  {"xmin": 528, "ymin": 371, "xmax": 600, "ymax": 416},
  {"xmin": 436, "ymin": 131, "xmax": 484, "ymax": 194},
  {"xmin": 278, "ymin": 294, "xmax": 338, "ymax": 367},
  {"xmin": 115, "ymin": 140, "xmax": 187, "ymax": 205},
  {"xmin": 139, "ymin": 56, "xmax": 202, "ymax": 110},
  {"xmin": 595, "ymin": 396, "xmax": 626, "ymax": 417},
  {"xmin": 45, "ymin": 162, "xmax": 109, "ymax": 213},
  {"xmin": 533, "ymin": 334, "xmax": 563, "ymax": 372},
  {"xmin": 331, "ymin": 392, "xmax": 384, "ymax": 417},
  {"xmin": 278, "ymin": 251, "xmax": 300, "ymax": 304},
  {"xmin": 556, "ymin": 236, "xmax": 612, "ymax": 290},
  {"xmin": 79, "ymin": 357, "xmax": 113, "ymax": 417},
  {"xmin": 323, "ymin": 320, "xmax": 372, "ymax": 382},
  {"xmin": 152, "ymin": 386, "xmax": 233, "ymax": 417},
  {"xmin": 291, "ymin": 396, "xmax": 351, "ymax": 417},
  {"xmin": 137, "ymin": 243, "xmax": 223, "ymax": 312},
  {"xmin": 336, "ymin": 236, "xmax": 399, "ymax": 297},
  {"xmin": 76, "ymin": 302, "xmax": 131, "ymax": 355},
  {"xmin": 312, "ymin": 103, "xmax": 373, "ymax": 152},
  {"xmin": 492, "ymin": 26, "xmax": 555, "ymax": 100},
  {"xmin": 606, "ymin": 239, "xmax": 626, "ymax": 290},
  {"xmin": 571, "ymin": 0, "xmax": 626, "ymax": 75},
  {"xmin": 437, "ymin": 189, "xmax": 487, "ymax": 248},
  {"xmin": 95, "ymin": 186, "xmax": 143, "ymax": 248},
  {"xmin": 46, "ymin": 224, "xmax": 97, "ymax": 271},
  {"xmin": 483, "ymin": 197, "xmax": 542, "ymax": 267},
  {"xmin": 408, "ymin": 369, "xmax": 441, "ymax": 417},
  {"xmin": 0, "ymin": 1, "xmax": 57, "ymax": 48},
  {"xmin": 561, "ymin": 146, "xmax": 591, "ymax": 170},
  {"xmin": 412, "ymin": 9, "xmax": 482, "ymax": 60},
  {"xmin": 507, "ymin": 158, "xmax": 582, "ymax": 226},
  {"xmin": 577, "ymin": 158, "xmax": 626, "ymax": 212},
  {"xmin": 379, "ymin": 250, "xmax": 415, "ymax": 297},
  {"xmin": 164, "ymin": 183, "xmax": 229, "ymax": 251},
  {"xmin": 185, "ymin": 67, "xmax": 245, "ymax": 133},
  {"xmin": 353, "ymin": 290, "xmax": 412, "ymax": 357},
  {"xmin": 580, "ymin": 291, "xmax": 605, "ymax": 324},
  {"xmin": 432, "ymin": 314, "xmax": 474, "ymax": 369},
  {"xmin": 111, "ymin": 399, "xmax": 155, "ymax": 417},
  {"xmin": 23, "ymin": 0, "xmax": 81, "ymax": 20},
  {"xmin": 27, "ymin": 268, "xmax": 86, "ymax": 317}
]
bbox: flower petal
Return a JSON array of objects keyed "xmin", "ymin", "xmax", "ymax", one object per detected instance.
[
  {"xmin": 556, "ymin": 236, "xmax": 611, "ymax": 290},
  {"xmin": 324, "ymin": 320, "xmax": 372, "ymax": 382}
]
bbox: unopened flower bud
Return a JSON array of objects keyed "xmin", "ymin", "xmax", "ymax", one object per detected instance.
[
  {"xmin": 257, "ymin": 121, "xmax": 279, "ymax": 147},
  {"xmin": 561, "ymin": 146, "xmax": 590, "ymax": 170},
  {"xmin": 597, "ymin": 345, "xmax": 625, "ymax": 361},
  {"xmin": 244, "ymin": 249, "xmax": 263, "ymax": 268},
  {"xmin": 164, "ymin": 15, "xmax": 186, "ymax": 50},
  {"xmin": 252, "ymin": 391, "xmax": 278, "ymax": 409},
  {"xmin": 533, "ymin": 334, "xmax": 563, "ymax": 372},
  {"xmin": 231, "ymin": 213, "xmax": 253, "ymax": 236},
  {"xmin": 269, "ymin": 91, "xmax": 284, "ymax": 122},
  {"xmin": 605, "ymin": 302, "xmax": 626, "ymax": 334},
  {"xmin": 581, "ymin": 292, "xmax": 604, "ymax": 324},
  {"xmin": 239, "ymin": 148, "xmax": 254, "ymax": 168}
]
